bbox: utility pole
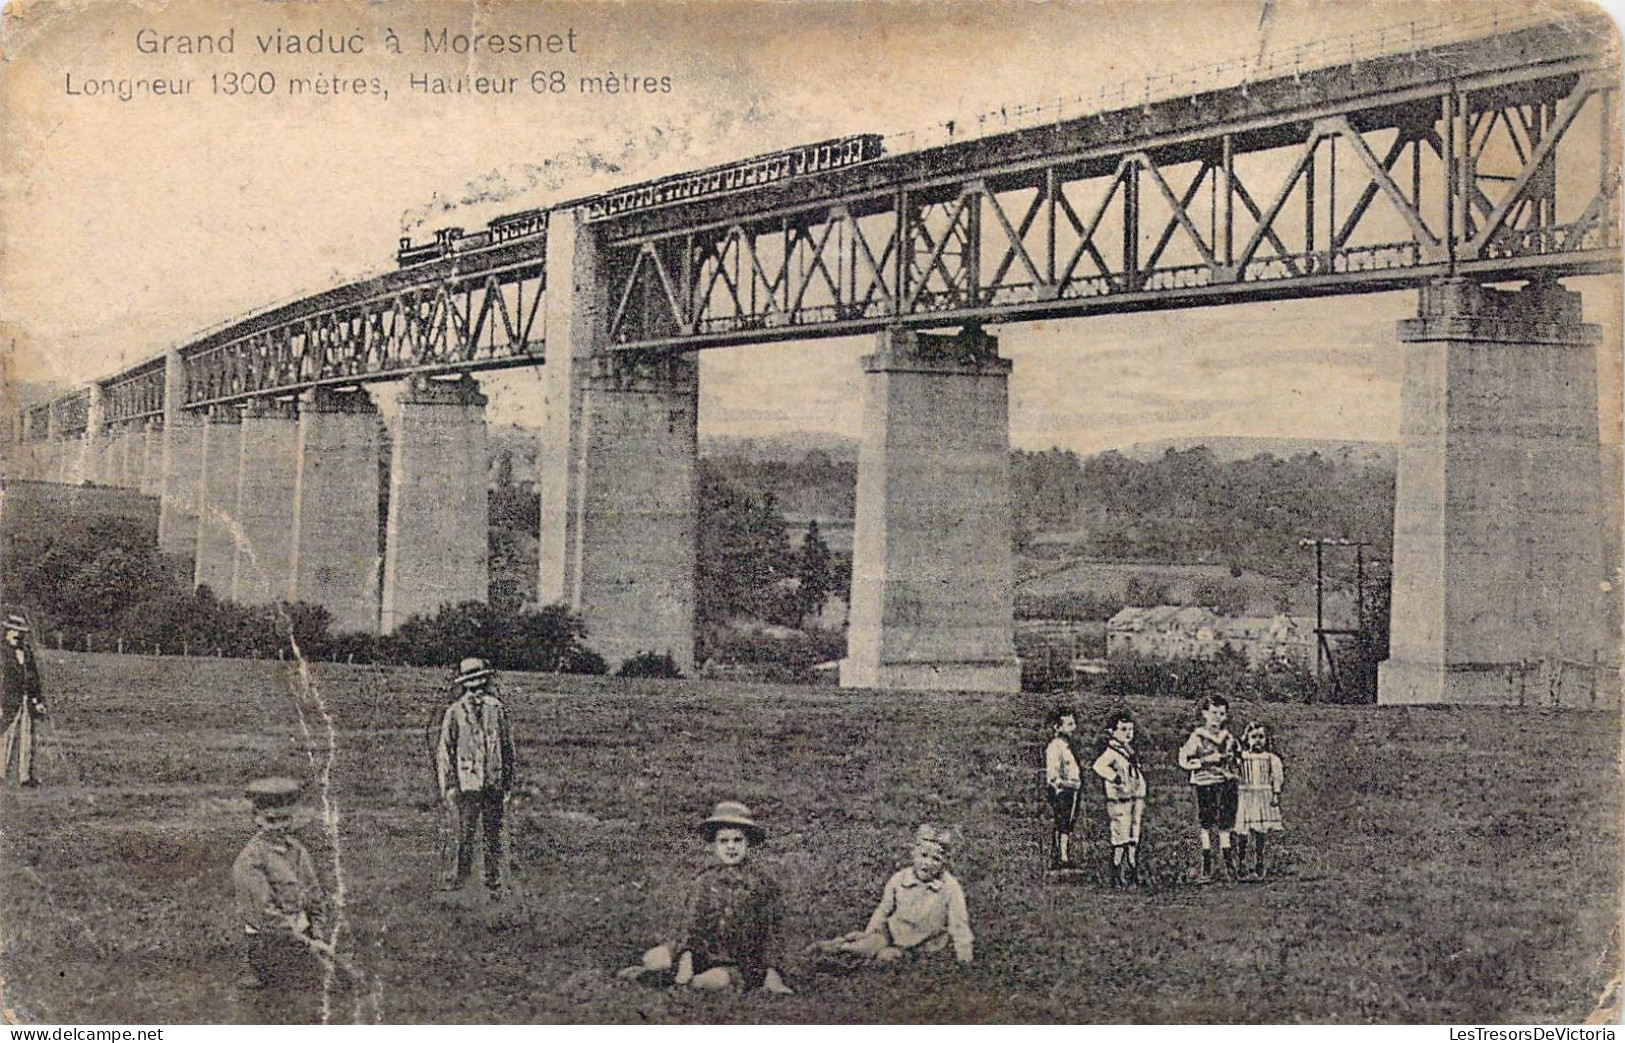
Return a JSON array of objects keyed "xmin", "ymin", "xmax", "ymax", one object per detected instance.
[{"xmin": 1299, "ymin": 537, "xmax": 1373, "ymax": 701}]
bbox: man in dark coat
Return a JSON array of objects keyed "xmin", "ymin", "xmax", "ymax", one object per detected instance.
[{"xmin": 1, "ymin": 613, "xmax": 46, "ymax": 787}]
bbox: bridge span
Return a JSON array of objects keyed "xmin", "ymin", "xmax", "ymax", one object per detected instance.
[{"xmin": 7, "ymin": 12, "xmax": 1620, "ymax": 705}]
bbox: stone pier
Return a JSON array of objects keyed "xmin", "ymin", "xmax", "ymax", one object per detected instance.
[
  {"xmin": 538, "ymin": 208, "xmax": 600, "ymax": 609},
  {"xmin": 158, "ymin": 351, "xmax": 205, "ymax": 560},
  {"xmin": 140, "ymin": 421, "xmax": 163, "ymax": 496},
  {"xmin": 47, "ymin": 441, "xmax": 66, "ymax": 484},
  {"xmin": 78, "ymin": 387, "xmax": 105, "ymax": 485},
  {"xmin": 230, "ymin": 398, "xmax": 299, "ymax": 606},
  {"xmin": 102, "ymin": 427, "xmax": 121, "ymax": 486},
  {"xmin": 1379, "ymin": 279, "xmax": 1614, "ymax": 708},
  {"xmin": 840, "ymin": 327, "xmax": 1021, "ymax": 693},
  {"xmin": 537, "ymin": 207, "xmax": 700, "ymax": 671},
  {"xmin": 566, "ymin": 352, "xmax": 699, "ymax": 672},
  {"xmin": 289, "ymin": 386, "xmax": 381, "ymax": 634},
  {"xmin": 108, "ymin": 427, "xmax": 130, "ymax": 487},
  {"xmin": 381, "ymin": 375, "xmax": 490, "ymax": 632},
  {"xmin": 193, "ymin": 406, "xmax": 242, "ymax": 596}
]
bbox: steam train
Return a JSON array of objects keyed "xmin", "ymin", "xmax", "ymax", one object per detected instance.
[{"xmin": 397, "ymin": 133, "xmax": 886, "ymax": 268}]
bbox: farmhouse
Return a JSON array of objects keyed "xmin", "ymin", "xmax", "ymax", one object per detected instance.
[{"xmin": 1106, "ymin": 605, "xmax": 1316, "ymax": 668}]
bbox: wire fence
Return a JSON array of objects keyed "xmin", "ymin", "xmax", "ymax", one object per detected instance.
[{"xmin": 881, "ymin": 7, "xmax": 1580, "ymax": 154}]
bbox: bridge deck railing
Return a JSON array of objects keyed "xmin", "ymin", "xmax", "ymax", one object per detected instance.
[{"xmin": 882, "ymin": 6, "xmax": 1583, "ymax": 155}]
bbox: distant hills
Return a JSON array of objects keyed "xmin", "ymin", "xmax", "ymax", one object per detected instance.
[
  {"xmin": 697, "ymin": 432, "xmax": 1397, "ymax": 468},
  {"xmin": 701, "ymin": 432, "xmax": 861, "ymax": 463},
  {"xmin": 1118, "ymin": 436, "xmax": 1397, "ymax": 468}
]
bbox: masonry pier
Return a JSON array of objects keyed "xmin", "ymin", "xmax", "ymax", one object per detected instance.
[
  {"xmin": 230, "ymin": 398, "xmax": 299, "ymax": 606},
  {"xmin": 381, "ymin": 375, "xmax": 490, "ymax": 633},
  {"xmin": 289, "ymin": 387, "xmax": 381, "ymax": 634},
  {"xmin": 840, "ymin": 327, "xmax": 1022, "ymax": 693},
  {"xmin": 1379, "ymin": 279, "xmax": 1615, "ymax": 708},
  {"xmin": 157, "ymin": 351, "xmax": 204, "ymax": 561},
  {"xmin": 140, "ymin": 420, "xmax": 163, "ymax": 496},
  {"xmin": 566, "ymin": 352, "xmax": 699, "ymax": 673},
  {"xmin": 193, "ymin": 406, "xmax": 242, "ymax": 594},
  {"xmin": 75, "ymin": 388, "xmax": 103, "ymax": 486},
  {"xmin": 537, "ymin": 207, "xmax": 701, "ymax": 672},
  {"xmin": 538, "ymin": 208, "xmax": 598, "ymax": 612}
]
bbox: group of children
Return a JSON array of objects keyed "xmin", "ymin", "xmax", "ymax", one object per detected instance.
[
  {"xmin": 1047, "ymin": 694, "xmax": 1286, "ymax": 885},
  {"xmin": 230, "ymin": 669, "xmax": 1287, "ymax": 1013},
  {"xmin": 611, "ymin": 695, "xmax": 1286, "ymax": 997},
  {"xmin": 617, "ymin": 809, "xmax": 976, "ymax": 995}
]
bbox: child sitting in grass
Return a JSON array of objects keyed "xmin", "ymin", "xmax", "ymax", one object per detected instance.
[
  {"xmin": 1091, "ymin": 711, "xmax": 1147, "ymax": 888},
  {"xmin": 1233, "ymin": 722, "xmax": 1285, "ymax": 879},
  {"xmin": 618, "ymin": 801, "xmax": 793, "ymax": 994},
  {"xmin": 809, "ymin": 823, "xmax": 974, "ymax": 967}
]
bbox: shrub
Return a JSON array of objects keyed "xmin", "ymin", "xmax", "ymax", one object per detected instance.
[
  {"xmin": 617, "ymin": 651, "xmax": 684, "ymax": 679},
  {"xmin": 696, "ymin": 625, "xmax": 845, "ymax": 683},
  {"xmin": 1102, "ymin": 651, "xmax": 1317, "ymax": 704},
  {"xmin": 384, "ymin": 601, "xmax": 604, "ymax": 674}
]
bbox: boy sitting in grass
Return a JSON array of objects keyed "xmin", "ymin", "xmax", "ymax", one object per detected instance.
[
  {"xmin": 809, "ymin": 824, "xmax": 974, "ymax": 967},
  {"xmin": 619, "ymin": 801, "xmax": 793, "ymax": 995}
]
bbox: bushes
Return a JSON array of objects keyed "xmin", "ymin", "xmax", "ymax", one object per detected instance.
[
  {"xmin": 1102, "ymin": 650, "xmax": 1317, "ymax": 704},
  {"xmin": 385, "ymin": 601, "xmax": 606, "ymax": 674},
  {"xmin": 696, "ymin": 625, "xmax": 845, "ymax": 683},
  {"xmin": 37, "ymin": 589, "xmax": 609, "ymax": 677},
  {"xmin": 1015, "ymin": 591, "xmax": 1120, "ymax": 622},
  {"xmin": 617, "ymin": 651, "xmax": 683, "ymax": 679}
]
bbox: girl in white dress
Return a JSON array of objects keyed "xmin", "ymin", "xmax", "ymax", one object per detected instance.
[{"xmin": 1233, "ymin": 723, "xmax": 1284, "ymax": 879}]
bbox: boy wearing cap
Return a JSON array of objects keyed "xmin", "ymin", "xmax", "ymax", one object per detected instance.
[
  {"xmin": 1, "ymin": 613, "xmax": 46, "ymax": 788},
  {"xmin": 811, "ymin": 824, "xmax": 975, "ymax": 966},
  {"xmin": 436, "ymin": 656, "xmax": 517, "ymax": 897},
  {"xmin": 232, "ymin": 777, "xmax": 330, "ymax": 1022},
  {"xmin": 620, "ymin": 801, "xmax": 793, "ymax": 995}
]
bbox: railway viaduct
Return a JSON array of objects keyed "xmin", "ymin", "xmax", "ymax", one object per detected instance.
[{"xmin": 6, "ymin": 12, "xmax": 1620, "ymax": 705}]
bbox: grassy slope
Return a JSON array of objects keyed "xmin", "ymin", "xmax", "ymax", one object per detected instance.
[{"xmin": 0, "ymin": 652, "xmax": 1618, "ymax": 1024}]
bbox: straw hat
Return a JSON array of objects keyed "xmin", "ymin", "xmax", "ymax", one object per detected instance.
[
  {"xmin": 246, "ymin": 777, "xmax": 303, "ymax": 811},
  {"xmin": 454, "ymin": 657, "xmax": 494, "ymax": 685},
  {"xmin": 699, "ymin": 801, "xmax": 766, "ymax": 843}
]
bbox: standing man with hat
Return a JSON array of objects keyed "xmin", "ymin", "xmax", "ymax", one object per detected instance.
[
  {"xmin": 1, "ymin": 613, "xmax": 47, "ymax": 788},
  {"xmin": 232, "ymin": 777, "xmax": 331, "ymax": 1023},
  {"xmin": 435, "ymin": 656, "xmax": 517, "ymax": 898}
]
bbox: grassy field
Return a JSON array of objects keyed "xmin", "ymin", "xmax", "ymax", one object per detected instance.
[{"xmin": 0, "ymin": 651, "xmax": 1619, "ymax": 1024}]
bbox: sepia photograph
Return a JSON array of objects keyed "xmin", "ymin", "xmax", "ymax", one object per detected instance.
[{"xmin": 0, "ymin": 0, "xmax": 1620, "ymax": 1025}]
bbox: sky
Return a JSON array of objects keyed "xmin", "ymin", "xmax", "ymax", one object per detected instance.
[{"xmin": 1, "ymin": 0, "xmax": 1618, "ymax": 454}]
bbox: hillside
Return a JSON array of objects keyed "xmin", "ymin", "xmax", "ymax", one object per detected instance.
[
  {"xmin": 701, "ymin": 433, "xmax": 860, "ymax": 463},
  {"xmin": 1120, "ymin": 437, "xmax": 1397, "ymax": 468},
  {"xmin": 1, "ymin": 653, "xmax": 1617, "ymax": 1023}
]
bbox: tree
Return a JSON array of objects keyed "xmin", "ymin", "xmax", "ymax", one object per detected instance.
[
  {"xmin": 696, "ymin": 462, "xmax": 795, "ymax": 625},
  {"xmin": 1193, "ymin": 577, "xmax": 1251, "ymax": 617},
  {"xmin": 1123, "ymin": 575, "xmax": 1171, "ymax": 608},
  {"xmin": 796, "ymin": 519, "xmax": 833, "ymax": 624}
]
